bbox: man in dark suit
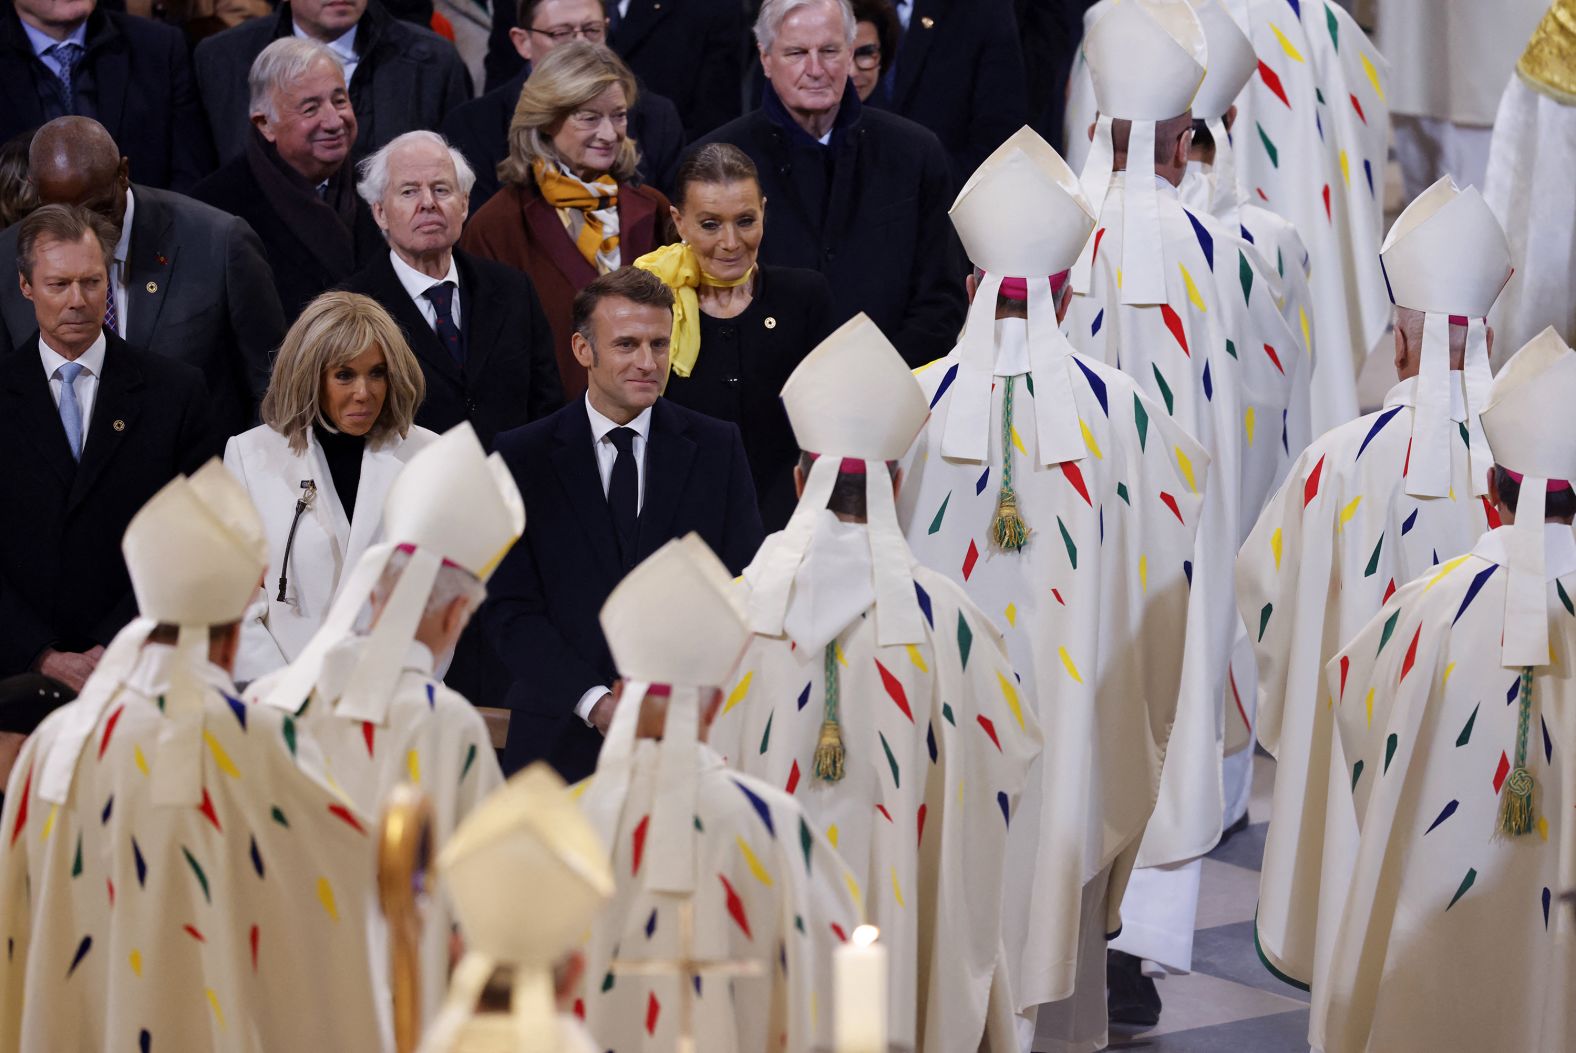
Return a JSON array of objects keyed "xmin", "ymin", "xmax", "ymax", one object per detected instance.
[
  {"xmin": 868, "ymin": 0, "xmax": 1027, "ymax": 182},
  {"xmin": 486, "ymin": 0, "xmax": 741, "ymax": 138},
  {"xmin": 0, "ymin": 204, "xmax": 213, "ymax": 687},
  {"xmin": 0, "ymin": 0, "xmax": 212, "ymax": 191},
  {"xmin": 192, "ymin": 38, "xmax": 384, "ymax": 322},
  {"xmin": 0, "ymin": 117, "xmax": 284, "ymax": 440},
  {"xmin": 486, "ymin": 266, "xmax": 763, "ymax": 779},
  {"xmin": 699, "ymin": 0, "xmax": 965, "ymax": 367},
  {"xmin": 343, "ymin": 130, "xmax": 563, "ymax": 446},
  {"xmin": 195, "ymin": 0, "xmax": 473, "ymax": 168},
  {"xmin": 445, "ymin": 0, "xmax": 685, "ymax": 209}
]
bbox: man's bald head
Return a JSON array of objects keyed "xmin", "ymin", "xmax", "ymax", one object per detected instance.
[{"xmin": 27, "ymin": 117, "xmax": 131, "ymax": 232}]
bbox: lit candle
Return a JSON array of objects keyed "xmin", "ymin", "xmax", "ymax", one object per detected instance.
[{"xmin": 834, "ymin": 924, "xmax": 887, "ymax": 1053}]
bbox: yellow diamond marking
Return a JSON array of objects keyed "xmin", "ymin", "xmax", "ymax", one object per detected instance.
[
  {"xmin": 1003, "ymin": 604, "xmax": 1018, "ymax": 628},
  {"xmin": 129, "ymin": 950, "xmax": 143, "ymax": 977},
  {"xmin": 1299, "ymin": 306, "xmax": 1311, "ymax": 352},
  {"xmin": 1139, "ymin": 554, "xmax": 1148, "ymax": 593},
  {"xmin": 827, "ymin": 823, "xmax": 839, "ymax": 849},
  {"xmin": 1080, "ymin": 419, "xmax": 1104, "ymax": 459},
  {"xmin": 204, "ymin": 730, "xmax": 240, "ymax": 779},
  {"xmin": 891, "ymin": 867, "xmax": 906, "ymax": 909},
  {"xmin": 737, "ymin": 836, "xmax": 774, "ymax": 887},
  {"xmin": 133, "ymin": 745, "xmax": 148, "ymax": 776},
  {"xmin": 1339, "ymin": 148, "xmax": 1350, "ymax": 186},
  {"xmin": 1360, "ymin": 52, "xmax": 1385, "ymax": 100},
  {"xmin": 39, "ymin": 805, "xmax": 56, "ymax": 843},
  {"xmin": 1271, "ymin": 527, "xmax": 1284, "ymax": 570},
  {"xmin": 1425, "ymin": 555, "xmax": 1472, "ymax": 590},
  {"xmin": 722, "ymin": 672, "xmax": 753, "ymax": 715},
  {"xmin": 1365, "ymin": 687, "xmax": 1375, "ymax": 728},
  {"xmin": 1338, "ymin": 496, "xmax": 1362, "ymax": 530},
  {"xmin": 1011, "ymin": 425, "xmax": 1027, "ymax": 456},
  {"xmin": 206, "ymin": 988, "xmax": 226, "ymax": 1030},
  {"xmin": 1179, "ymin": 264, "xmax": 1207, "ymax": 313},
  {"xmin": 406, "ymin": 749, "xmax": 421, "ymax": 786},
  {"xmin": 1059, "ymin": 647, "xmax": 1084, "ymax": 684},
  {"xmin": 906, "ymin": 644, "xmax": 929, "ymax": 673},
  {"xmin": 317, "ymin": 877, "xmax": 339, "ymax": 921},
  {"xmin": 997, "ymin": 671, "xmax": 1026, "ymax": 730},
  {"xmin": 1245, "ymin": 406, "xmax": 1257, "ymax": 446},
  {"xmin": 1176, "ymin": 446, "xmax": 1198, "ymax": 492},
  {"xmin": 1268, "ymin": 21, "xmax": 1305, "ymax": 62}
]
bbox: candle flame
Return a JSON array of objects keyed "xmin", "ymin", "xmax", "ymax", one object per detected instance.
[{"xmin": 852, "ymin": 925, "xmax": 880, "ymax": 948}]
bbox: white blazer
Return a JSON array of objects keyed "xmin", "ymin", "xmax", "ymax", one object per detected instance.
[{"xmin": 224, "ymin": 422, "xmax": 439, "ymax": 687}]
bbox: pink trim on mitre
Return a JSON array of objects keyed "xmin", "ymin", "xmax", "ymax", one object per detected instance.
[
  {"xmin": 988, "ymin": 271, "xmax": 1071, "ymax": 300},
  {"xmin": 392, "ymin": 542, "xmax": 464, "ymax": 569},
  {"xmin": 1500, "ymin": 468, "xmax": 1573, "ymax": 491},
  {"xmin": 805, "ymin": 453, "xmax": 871, "ymax": 474}
]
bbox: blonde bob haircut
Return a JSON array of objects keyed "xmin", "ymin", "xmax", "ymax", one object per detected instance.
[
  {"xmin": 260, "ymin": 291, "xmax": 426, "ymax": 453},
  {"xmin": 498, "ymin": 41, "xmax": 641, "ymax": 186}
]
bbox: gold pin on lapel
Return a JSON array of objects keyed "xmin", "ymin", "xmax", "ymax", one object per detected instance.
[
  {"xmin": 764, "ymin": 316, "xmax": 778, "ymax": 330},
  {"xmin": 921, "ymin": 15, "xmax": 935, "ymax": 28},
  {"xmin": 112, "ymin": 419, "xmax": 126, "ymax": 432},
  {"xmin": 145, "ymin": 281, "xmax": 158, "ymax": 294}
]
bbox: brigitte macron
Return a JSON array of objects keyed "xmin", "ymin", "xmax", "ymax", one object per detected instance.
[{"xmin": 224, "ymin": 291, "xmax": 436, "ymax": 686}]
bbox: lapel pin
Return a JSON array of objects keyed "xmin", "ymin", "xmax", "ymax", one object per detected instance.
[
  {"xmin": 145, "ymin": 281, "xmax": 158, "ymax": 294},
  {"xmin": 113, "ymin": 419, "xmax": 126, "ymax": 432},
  {"xmin": 764, "ymin": 316, "xmax": 778, "ymax": 330},
  {"xmin": 156, "ymin": 254, "xmax": 166, "ymax": 265},
  {"xmin": 921, "ymin": 15, "xmax": 935, "ymax": 28}
]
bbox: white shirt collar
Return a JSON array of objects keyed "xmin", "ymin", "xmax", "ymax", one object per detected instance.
[
  {"xmin": 388, "ymin": 248, "xmax": 460, "ymax": 303},
  {"xmin": 1472, "ymin": 523, "xmax": 1576, "ymax": 582},
  {"xmin": 21, "ymin": 18, "xmax": 87, "ymax": 57},
  {"xmin": 126, "ymin": 642, "xmax": 239, "ymax": 699},
  {"xmin": 113, "ymin": 187, "xmax": 135, "ymax": 268},
  {"xmin": 39, "ymin": 329, "xmax": 108, "ymax": 380},
  {"xmin": 584, "ymin": 392, "xmax": 653, "ymax": 443},
  {"xmin": 294, "ymin": 20, "xmax": 358, "ymax": 64},
  {"xmin": 1382, "ymin": 372, "xmax": 1468, "ymax": 423}
]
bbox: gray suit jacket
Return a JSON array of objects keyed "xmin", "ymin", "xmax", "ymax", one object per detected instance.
[
  {"xmin": 194, "ymin": 1, "xmax": 473, "ymax": 166},
  {"xmin": 1, "ymin": 185, "xmax": 285, "ymax": 439}
]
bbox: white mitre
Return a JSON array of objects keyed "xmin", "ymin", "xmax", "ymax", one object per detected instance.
[
  {"xmin": 1185, "ymin": 0, "xmax": 1255, "ymax": 224},
  {"xmin": 419, "ymin": 763, "xmax": 615, "ymax": 1053},
  {"xmin": 1074, "ymin": 0, "xmax": 1207, "ymax": 304},
  {"xmin": 39, "ymin": 460, "xmax": 268, "ymax": 805},
  {"xmin": 579, "ymin": 534, "xmax": 751, "ymax": 895},
  {"xmin": 1380, "ymin": 176, "xmax": 1512, "ymax": 499},
  {"xmin": 1478, "ymin": 328, "xmax": 1576, "ymax": 668},
  {"xmin": 947, "ymin": 126, "xmax": 1096, "ymax": 470},
  {"xmin": 257, "ymin": 422, "xmax": 525, "ymax": 720},
  {"xmin": 750, "ymin": 314, "xmax": 930, "ymax": 649}
]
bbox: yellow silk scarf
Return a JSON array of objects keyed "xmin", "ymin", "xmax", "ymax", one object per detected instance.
[
  {"xmin": 633, "ymin": 242, "xmax": 755, "ymax": 378},
  {"xmin": 533, "ymin": 159, "xmax": 620, "ymax": 270}
]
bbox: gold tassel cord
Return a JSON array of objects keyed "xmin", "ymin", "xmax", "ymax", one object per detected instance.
[
  {"xmin": 1497, "ymin": 666, "xmax": 1538, "ymax": 838},
  {"xmin": 813, "ymin": 642, "xmax": 845, "ymax": 782},
  {"xmin": 991, "ymin": 374, "xmax": 1032, "ymax": 552}
]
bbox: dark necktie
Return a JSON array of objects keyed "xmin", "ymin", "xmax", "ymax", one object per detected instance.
[
  {"xmin": 423, "ymin": 281, "xmax": 465, "ymax": 365},
  {"xmin": 45, "ymin": 41, "xmax": 84, "ymax": 112},
  {"xmin": 607, "ymin": 426, "xmax": 638, "ymax": 560}
]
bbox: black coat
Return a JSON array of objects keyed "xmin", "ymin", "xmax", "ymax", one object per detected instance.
[
  {"xmin": 191, "ymin": 155, "xmax": 386, "ymax": 322},
  {"xmin": 442, "ymin": 66, "xmax": 686, "ymax": 212},
  {"xmin": 662, "ymin": 265, "xmax": 834, "ymax": 532},
  {"xmin": 1015, "ymin": 0, "xmax": 1098, "ymax": 154},
  {"xmin": 0, "ymin": 332, "xmax": 214, "ymax": 675},
  {"xmin": 0, "ymin": 5, "xmax": 212, "ymax": 191},
  {"xmin": 485, "ymin": 397, "xmax": 763, "ymax": 780},
  {"xmin": 339, "ymin": 247, "xmax": 564, "ymax": 449},
  {"xmin": 484, "ymin": 0, "xmax": 742, "ymax": 138},
  {"xmin": 194, "ymin": 0, "xmax": 472, "ymax": 167},
  {"xmin": 871, "ymin": 0, "xmax": 1027, "ymax": 183},
  {"xmin": 697, "ymin": 91, "xmax": 967, "ymax": 368}
]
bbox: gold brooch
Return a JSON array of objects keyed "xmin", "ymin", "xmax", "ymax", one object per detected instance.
[
  {"xmin": 764, "ymin": 316, "xmax": 777, "ymax": 330},
  {"xmin": 145, "ymin": 281, "xmax": 158, "ymax": 294},
  {"xmin": 921, "ymin": 15, "xmax": 935, "ymax": 28},
  {"xmin": 112, "ymin": 419, "xmax": 126, "ymax": 432}
]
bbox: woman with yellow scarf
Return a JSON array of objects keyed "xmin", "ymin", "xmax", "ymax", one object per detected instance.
[
  {"xmin": 635, "ymin": 144, "xmax": 834, "ymax": 530},
  {"xmin": 460, "ymin": 41, "xmax": 676, "ymax": 399}
]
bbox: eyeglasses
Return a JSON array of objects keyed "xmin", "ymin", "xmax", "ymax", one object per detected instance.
[
  {"xmin": 529, "ymin": 20, "xmax": 608, "ymax": 43},
  {"xmin": 852, "ymin": 43, "xmax": 881, "ymax": 70},
  {"xmin": 568, "ymin": 108, "xmax": 630, "ymax": 130}
]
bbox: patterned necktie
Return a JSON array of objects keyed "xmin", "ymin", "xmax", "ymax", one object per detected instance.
[
  {"xmin": 607, "ymin": 426, "xmax": 638, "ymax": 561},
  {"xmin": 56, "ymin": 361, "xmax": 86, "ymax": 461},
  {"xmin": 103, "ymin": 268, "xmax": 118, "ymax": 334},
  {"xmin": 44, "ymin": 40, "xmax": 85, "ymax": 112},
  {"xmin": 423, "ymin": 282, "xmax": 464, "ymax": 364}
]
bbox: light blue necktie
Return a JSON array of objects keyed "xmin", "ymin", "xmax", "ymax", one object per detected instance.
[
  {"xmin": 44, "ymin": 40, "xmax": 84, "ymax": 112},
  {"xmin": 57, "ymin": 361, "xmax": 86, "ymax": 461}
]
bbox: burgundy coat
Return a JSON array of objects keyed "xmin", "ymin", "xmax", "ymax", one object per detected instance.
[{"xmin": 459, "ymin": 177, "xmax": 676, "ymax": 400}]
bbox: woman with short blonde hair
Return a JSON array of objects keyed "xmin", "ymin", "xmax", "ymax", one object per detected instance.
[
  {"xmin": 225, "ymin": 291, "xmax": 438, "ymax": 686},
  {"xmin": 460, "ymin": 41, "xmax": 676, "ymax": 400}
]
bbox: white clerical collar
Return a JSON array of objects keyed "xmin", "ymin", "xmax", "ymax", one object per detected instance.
[
  {"xmin": 294, "ymin": 20, "xmax": 357, "ymax": 65},
  {"xmin": 746, "ymin": 511, "xmax": 878, "ymax": 654},
  {"xmin": 39, "ymin": 329, "xmax": 108, "ymax": 380},
  {"xmin": 992, "ymin": 316, "xmax": 1031, "ymax": 377},
  {"xmin": 388, "ymin": 248, "xmax": 460, "ymax": 302},
  {"xmin": 1383, "ymin": 373, "xmax": 1468, "ymax": 423},
  {"xmin": 1472, "ymin": 523, "xmax": 1576, "ymax": 582},
  {"xmin": 585, "ymin": 393, "xmax": 652, "ymax": 443},
  {"xmin": 1111, "ymin": 170, "xmax": 1181, "ymax": 198},
  {"xmin": 126, "ymin": 642, "xmax": 237, "ymax": 698},
  {"xmin": 114, "ymin": 187, "xmax": 135, "ymax": 267}
]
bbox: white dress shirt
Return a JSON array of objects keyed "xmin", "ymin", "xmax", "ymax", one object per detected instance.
[
  {"xmin": 388, "ymin": 249, "xmax": 463, "ymax": 332},
  {"xmin": 893, "ymin": 0, "xmax": 913, "ymax": 31},
  {"xmin": 294, "ymin": 20, "xmax": 360, "ymax": 85},
  {"xmin": 614, "ymin": 0, "xmax": 632, "ymax": 17},
  {"xmin": 40, "ymin": 330, "xmax": 108, "ymax": 446},
  {"xmin": 576, "ymin": 393, "xmax": 653, "ymax": 723},
  {"xmin": 109, "ymin": 187, "xmax": 134, "ymax": 337},
  {"xmin": 20, "ymin": 19, "xmax": 88, "ymax": 80}
]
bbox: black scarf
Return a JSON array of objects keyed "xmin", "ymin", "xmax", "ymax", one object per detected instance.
[{"xmin": 245, "ymin": 127, "xmax": 360, "ymax": 279}]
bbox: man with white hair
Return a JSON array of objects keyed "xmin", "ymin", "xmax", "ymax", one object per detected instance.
[
  {"xmin": 192, "ymin": 37, "xmax": 383, "ymax": 319},
  {"xmin": 697, "ymin": 0, "xmax": 965, "ymax": 368},
  {"xmin": 344, "ymin": 130, "xmax": 564, "ymax": 448},
  {"xmin": 0, "ymin": 462, "xmax": 391, "ymax": 1051},
  {"xmin": 249, "ymin": 423, "xmax": 517, "ymax": 1023}
]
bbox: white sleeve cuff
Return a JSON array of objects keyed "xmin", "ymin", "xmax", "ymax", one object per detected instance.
[{"xmin": 575, "ymin": 686, "xmax": 610, "ymax": 726}]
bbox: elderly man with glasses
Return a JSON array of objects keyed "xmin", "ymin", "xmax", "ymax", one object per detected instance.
[
  {"xmin": 444, "ymin": 0, "xmax": 685, "ymax": 212},
  {"xmin": 697, "ymin": 0, "xmax": 965, "ymax": 369}
]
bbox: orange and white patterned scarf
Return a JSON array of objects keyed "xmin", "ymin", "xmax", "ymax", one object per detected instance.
[{"xmin": 534, "ymin": 159, "xmax": 621, "ymax": 273}]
